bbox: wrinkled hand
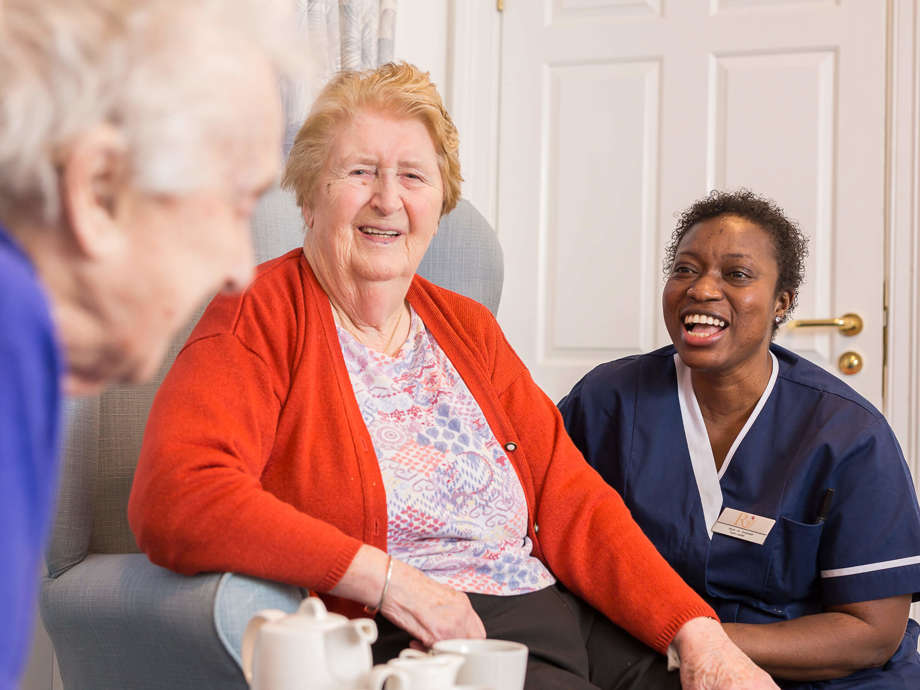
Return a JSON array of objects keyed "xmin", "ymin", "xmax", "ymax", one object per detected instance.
[
  {"xmin": 675, "ymin": 618, "xmax": 778, "ymax": 690},
  {"xmin": 380, "ymin": 558, "xmax": 486, "ymax": 647}
]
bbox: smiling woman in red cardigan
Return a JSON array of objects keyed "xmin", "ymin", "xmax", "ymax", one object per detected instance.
[{"xmin": 128, "ymin": 62, "xmax": 775, "ymax": 690}]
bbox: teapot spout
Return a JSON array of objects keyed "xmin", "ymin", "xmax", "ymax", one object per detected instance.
[
  {"xmin": 323, "ymin": 618, "xmax": 376, "ymax": 685},
  {"xmin": 350, "ymin": 618, "xmax": 379, "ymax": 644}
]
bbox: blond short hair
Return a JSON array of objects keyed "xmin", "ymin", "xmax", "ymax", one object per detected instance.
[{"xmin": 283, "ymin": 62, "xmax": 462, "ymax": 216}]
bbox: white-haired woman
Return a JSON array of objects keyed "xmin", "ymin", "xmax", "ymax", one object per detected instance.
[
  {"xmin": 131, "ymin": 63, "xmax": 777, "ymax": 690},
  {"xmin": 0, "ymin": 1, "xmax": 307, "ymax": 685}
]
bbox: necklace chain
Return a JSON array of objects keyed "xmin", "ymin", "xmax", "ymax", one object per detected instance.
[
  {"xmin": 332, "ymin": 301, "xmax": 408, "ymax": 355},
  {"xmin": 381, "ymin": 306, "xmax": 407, "ymax": 355}
]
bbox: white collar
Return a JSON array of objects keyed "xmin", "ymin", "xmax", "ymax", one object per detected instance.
[{"xmin": 674, "ymin": 351, "xmax": 779, "ymax": 536}]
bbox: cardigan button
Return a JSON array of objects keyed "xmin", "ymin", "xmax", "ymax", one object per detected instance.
[
  {"xmin": 533, "ymin": 523, "xmax": 539, "ymax": 534},
  {"xmin": 504, "ymin": 441, "xmax": 518, "ymax": 452}
]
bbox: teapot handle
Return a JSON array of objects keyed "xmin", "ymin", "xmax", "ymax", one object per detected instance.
[
  {"xmin": 241, "ymin": 609, "xmax": 287, "ymax": 684},
  {"xmin": 366, "ymin": 665, "xmax": 409, "ymax": 690}
]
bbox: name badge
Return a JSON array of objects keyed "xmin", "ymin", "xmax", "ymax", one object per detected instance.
[{"xmin": 711, "ymin": 507, "xmax": 775, "ymax": 545}]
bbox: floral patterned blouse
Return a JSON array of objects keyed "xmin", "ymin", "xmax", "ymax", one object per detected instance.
[{"xmin": 337, "ymin": 307, "xmax": 555, "ymax": 595}]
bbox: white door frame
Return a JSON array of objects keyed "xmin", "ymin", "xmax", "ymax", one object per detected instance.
[
  {"xmin": 445, "ymin": 0, "xmax": 502, "ymax": 230},
  {"xmin": 887, "ymin": 0, "xmax": 920, "ymax": 486},
  {"xmin": 449, "ymin": 0, "xmax": 920, "ymax": 479}
]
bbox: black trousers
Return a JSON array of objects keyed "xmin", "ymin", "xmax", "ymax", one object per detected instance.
[{"xmin": 372, "ymin": 585, "xmax": 680, "ymax": 690}]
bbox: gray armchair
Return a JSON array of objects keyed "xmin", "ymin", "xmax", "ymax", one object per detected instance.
[{"xmin": 40, "ymin": 188, "xmax": 503, "ymax": 690}]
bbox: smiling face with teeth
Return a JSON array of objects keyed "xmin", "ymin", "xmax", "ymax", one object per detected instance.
[
  {"xmin": 662, "ymin": 214, "xmax": 791, "ymax": 378},
  {"xmin": 301, "ymin": 109, "xmax": 444, "ymax": 290}
]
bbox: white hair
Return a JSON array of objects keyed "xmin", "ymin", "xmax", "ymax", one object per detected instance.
[{"xmin": 0, "ymin": 0, "xmax": 313, "ymax": 225}]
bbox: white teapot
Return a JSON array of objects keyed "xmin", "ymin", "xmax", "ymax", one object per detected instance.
[{"xmin": 242, "ymin": 596, "xmax": 407, "ymax": 690}]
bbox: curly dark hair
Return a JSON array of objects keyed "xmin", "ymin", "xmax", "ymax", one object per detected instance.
[{"xmin": 663, "ymin": 189, "xmax": 809, "ymax": 330}]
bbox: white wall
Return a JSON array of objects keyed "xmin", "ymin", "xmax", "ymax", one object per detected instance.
[{"xmin": 393, "ymin": 0, "xmax": 449, "ymax": 100}]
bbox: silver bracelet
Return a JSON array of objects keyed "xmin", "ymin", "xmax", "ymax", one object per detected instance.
[
  {"xmin": 666, "ymin": 643, "xmax": 680, "ymax": 671},
  {"xmin": 364, "ymin": 554, "xmax": 393, "ymax": 617}
]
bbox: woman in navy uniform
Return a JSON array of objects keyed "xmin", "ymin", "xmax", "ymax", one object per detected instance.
[{"xmin": 559, "ymin": 189, "xmax": 920, "ymax": 688}]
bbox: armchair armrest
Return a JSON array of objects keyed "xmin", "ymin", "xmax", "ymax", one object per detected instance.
[{"xmin": 41, "ymin": 553, "xmax": 303, "ymax": 690}]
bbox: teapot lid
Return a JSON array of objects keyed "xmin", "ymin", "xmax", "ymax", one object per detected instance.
[{"xmin": 277, "ymin": 597, "xmax": 349, "ymax": 630}]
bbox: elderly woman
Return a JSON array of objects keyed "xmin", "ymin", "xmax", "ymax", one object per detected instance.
[
  {"xmin": 129, "ymin": 64, "xmax": 774, "ymax": 689},
  {"xmin": 559, "ymin": 190, "xmax": 920, "ymax": 688},
  {"xmin": 0, "ymin": 0, "xmax": 303, "ymax": 685}
]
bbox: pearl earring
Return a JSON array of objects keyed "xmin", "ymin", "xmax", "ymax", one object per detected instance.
[{"xmin": 775, "ymin": 315, "xmax": 782, "ymax": 324}]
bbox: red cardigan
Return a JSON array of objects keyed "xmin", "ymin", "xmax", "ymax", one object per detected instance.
[{"xmin": 128, "ymin": 249, "xmax": 715, "ymax": 654}]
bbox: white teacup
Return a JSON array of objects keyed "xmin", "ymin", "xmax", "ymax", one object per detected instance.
[{"xmin": 432, "ymin": 639, "xmax": 528, "ymax": 690}]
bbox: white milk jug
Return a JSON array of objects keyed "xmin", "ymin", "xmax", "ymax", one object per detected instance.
[{"xmin": 385, "ymin": 648, "xmax": 465, "ymax": 689}]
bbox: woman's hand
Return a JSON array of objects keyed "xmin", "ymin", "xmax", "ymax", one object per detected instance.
[
  {"xmin": 673, "ymin": 617, "xmax": 778, "ymax": 690},
  {"xmin": 330, "ymin": 545, "xmax": 485, "ymax": 647},
  {"xmin": 380, "ymin": 558, "xmax": 486, "ymax": 647}
]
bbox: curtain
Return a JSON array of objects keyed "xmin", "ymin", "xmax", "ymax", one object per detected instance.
[
  {"xmin": 302, "ymin": 0, "xmax": 396, "ymax": 74},
  {"xmin": 284, "ymin": 0, "xmax": 397, "ymax": 152}
]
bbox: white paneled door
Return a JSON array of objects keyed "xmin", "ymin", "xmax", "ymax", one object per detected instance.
[{"xmin": 496, "ymin": 0, "xmax": 887, "ymax": 407}]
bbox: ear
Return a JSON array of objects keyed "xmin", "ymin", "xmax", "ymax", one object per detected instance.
[
  {"xmin": 774, "ymin": 290, "xmax": 793, "ymax": 321},
  {"xmin": 59, "ymin": 123, "xmax": 128, "ymax": 259},
  {"xmin": 301, "ymin": 203, "xmax": 314, "ymax": 229}
]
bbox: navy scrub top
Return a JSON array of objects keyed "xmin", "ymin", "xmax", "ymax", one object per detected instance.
[{"xmin": 559, "ymin": 344, "xmax": 920, "ymax": 689}]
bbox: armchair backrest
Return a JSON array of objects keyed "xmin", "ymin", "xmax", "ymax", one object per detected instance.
[{"xmin": 45, "ymin": 189, "xmax": 503, "ymax": 576}]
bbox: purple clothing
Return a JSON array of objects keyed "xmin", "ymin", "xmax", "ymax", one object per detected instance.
[{"xmin": 0, "ymin": 225, "xmax": 63, "ymax": 690}]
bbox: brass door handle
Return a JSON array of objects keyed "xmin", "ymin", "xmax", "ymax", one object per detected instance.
[{"xmin": 786, "ymin": 313, "xmax": 863, "ymax": 336}]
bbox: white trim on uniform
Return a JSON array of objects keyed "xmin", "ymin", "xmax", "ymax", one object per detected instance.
[
  {"xmin": 821, "ymin": 554, "xmax": 920, "ymax": 579},
  {"xmin": 675, "ymin": 352, "xmax": 779, "ymax": 537}
]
